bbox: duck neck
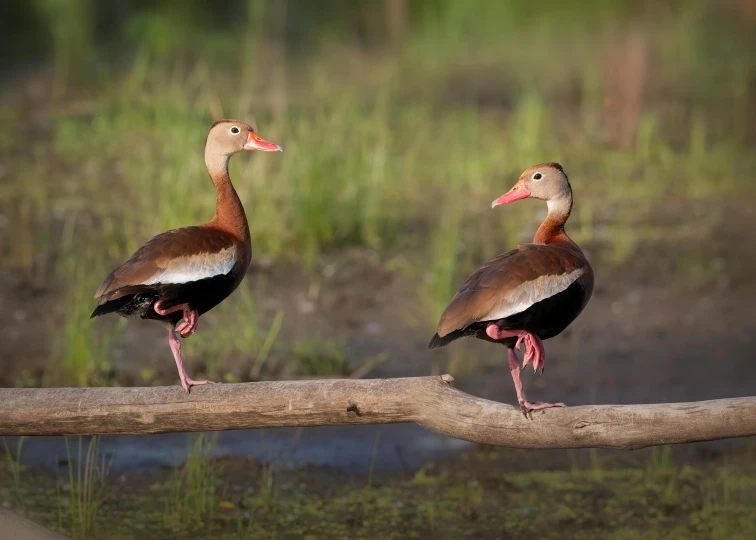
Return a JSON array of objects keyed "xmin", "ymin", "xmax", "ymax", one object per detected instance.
[
  {"xmin": 205, "ymin": 151, "xmax": 250, "ymax": 245},
  {"xmin": 534, "ymin": 195, "xmax": 573, "ymax": 245}
]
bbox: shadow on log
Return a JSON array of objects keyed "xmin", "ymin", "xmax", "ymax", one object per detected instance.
[{"xmin": 1, "ymin": 375, "xmax": 755, "ymax": 451}]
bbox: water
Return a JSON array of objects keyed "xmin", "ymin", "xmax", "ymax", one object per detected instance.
[{"xmin": 7, "ymin": 424, "xmax": 472, "ymax": 474}]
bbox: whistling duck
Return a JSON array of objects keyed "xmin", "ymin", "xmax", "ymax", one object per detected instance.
[
  {"xmin": 91, "ymin": 120, "xmax": 282, "ymax": 391},
  {"xmin": 429, "ymin": 163, "xmax": 594, "ymax": 414}
]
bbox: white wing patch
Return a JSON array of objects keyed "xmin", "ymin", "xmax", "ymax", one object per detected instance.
[
  {"xmin": 142, "ymin": 246, "xmax": 237, "ymax": 285},
  {"xmin": 482, "ymin": 268, "xmax": 584, "ymax": 321}
]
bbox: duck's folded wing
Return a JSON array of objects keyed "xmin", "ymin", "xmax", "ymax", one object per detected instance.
[
  {"xmin": 94, "ymin": 227, "xmax": 238, "ymax": 303},
  {"xmin": 435, "ymin": 243, "xmax": 586, "ymax": 338}
]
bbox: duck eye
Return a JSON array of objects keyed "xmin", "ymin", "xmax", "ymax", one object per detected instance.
[
  {"xmin": 532, "ymin": 172, "xmax": 543, "ymax": 180},
  {"xmin": 230, "ymin": 126, "xmax": 240, "ymax": 135}
]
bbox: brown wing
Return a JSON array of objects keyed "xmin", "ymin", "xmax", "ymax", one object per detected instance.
[
  {"xmin": 435, "ymin": 243, "xmax": 586, "ymax": 338},
  {"xmin": 94, "ymin": 226, "xmax": 238, "ymax": 303}
]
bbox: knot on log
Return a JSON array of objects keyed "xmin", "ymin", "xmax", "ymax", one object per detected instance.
[{"xmin": 346, "ymin": 402, "xmax": 361, "ymax": 417}]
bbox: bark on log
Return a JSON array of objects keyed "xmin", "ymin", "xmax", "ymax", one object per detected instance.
[{"xmin": 1, "ymin": 376, "xmax": 755, "ymax": 451}]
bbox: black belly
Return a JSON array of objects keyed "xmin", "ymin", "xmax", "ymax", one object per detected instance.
[
  {"xmin": 91, "ymin": 273, "xmax": 238, "ymax": 325},
  {"xmin": 493, "ymin": 279, "xmax": 588, "ymax": 340},
  {"xmin": 430, "ymin": 280, "xmax": 589, "ymax": 349}
]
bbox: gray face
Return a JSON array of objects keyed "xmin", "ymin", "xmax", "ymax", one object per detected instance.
[
  {"xmin": 205, "ymin": 120, "xmax": 282, "ymax": 158},
  {"xmin": 206, "ymin": 121, "xmax": 253, "ymax": 157},
  {"xmin": 520, "ymin": 165, "xmax": 571, "ymax": 202}
]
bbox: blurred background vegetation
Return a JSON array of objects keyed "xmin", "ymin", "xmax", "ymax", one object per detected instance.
[
  {"xmin": 1, "ymin": 0, "xmax": 754, "ymax": 387},
  {"xmin": 1, "ymin": 1, "xmax": 756, "ymax": 536}
]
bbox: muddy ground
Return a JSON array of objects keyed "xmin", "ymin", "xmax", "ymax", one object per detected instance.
[
  {"xmin": 1, "ymin": 202, "xmax": 755, "ymax": 538},
  {"xmin": 2, "ymin": 202, "xmax": 755, "ymax": 405}
]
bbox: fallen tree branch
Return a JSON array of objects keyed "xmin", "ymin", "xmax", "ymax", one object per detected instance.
[{"xmin": 1, "ymin": 376, "xmax": 754, "ymax": 450}]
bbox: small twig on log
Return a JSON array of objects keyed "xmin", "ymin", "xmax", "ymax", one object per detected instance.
[{"xmin": 1, "ymin": 376, "xmax": 755, "ymax": 451}]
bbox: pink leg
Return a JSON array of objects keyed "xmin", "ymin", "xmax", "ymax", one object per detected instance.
[
  {"xmin": 166, "ymin": 326, "xmax": 215, "ymax": 392},
  {"xmin": 486, "ymin": 324, "xmax": 546, "ymax": 373},
  {"xmin": 488, "ymin": 323, "xmax": 565, "ymax": 415},
  {"xmin": 154, "ymin": 300, "xmax": 199, "ymax": 337},
  {"xmin": 507, "ymin": 348, "xmax": 565, "ymax": 416}
]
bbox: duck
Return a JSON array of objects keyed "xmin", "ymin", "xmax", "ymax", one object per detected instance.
[
  {"xmin": 91, "ymin": 120, "xmax": 282, "ymax": 391},
  {"xmin": 429, "ymin": 163, "xmax": 594, "ymax": 415}
]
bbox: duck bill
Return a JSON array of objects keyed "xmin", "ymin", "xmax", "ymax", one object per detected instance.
[
  {"xmin": 243, "ymin": 132, "xmax": 283, "ymax": 152},
  {"xmin": 491, "ymin": 181, "xmax": 531, "ymax": 208}
]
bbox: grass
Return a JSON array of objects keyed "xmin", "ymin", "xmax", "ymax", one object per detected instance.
[
  {"xmin": 0, "ymin": 0, "xmax": 754, "ymax": 416},
  {"xmin": 60, "ymin": 436, "xmax": 111, "ymax": 539},
  {"xmin": 48, "ymin": 258, "xmax": 126, "ymax": 387},
  {"xmin": 162, "ymin": 433, "xmax": 221, "ymax": 532},
  {"xmin": 0, "ymin": 15, "xmax": 754, "ymax": 533},
  {"xmin": 2, "ymin": 437, "xmax": 26, "ymax": 511},
  {"xmin": 0, "ymin": 435, "xmax": 110, "ymax": 538},
  {"xmin": 3, "ymin": 446, "xmax": 756, "ymax": 539},
  {"xmin": 293, "ymin": 338, "xmax": 350, "ymax": 377},
  {"xmin": 182, "ymin": 284, "xmax": 285, "ymax": 383},
  {"xmin": 1, "ymin": 5, "xmax": 754, "ymax": 537}
]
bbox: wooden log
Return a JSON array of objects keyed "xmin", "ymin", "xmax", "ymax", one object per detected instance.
[
  {"xmin": 0, "ymin": 506, "xmax": 68, "ymax": 539},
  {"xmin": 1, "ymin": 376, "xmax": 755, "ymax": 451}
]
